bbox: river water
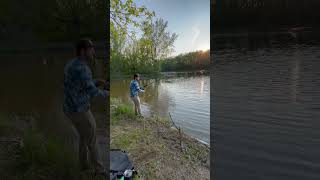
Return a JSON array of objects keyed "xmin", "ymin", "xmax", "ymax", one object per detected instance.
[
  {"xmin": 212, "ymin": 33, "xmax": 320, "ymax": 179},
  {"xmin": 111, "ymin": 74, "xmax": 210, "ymax": 144}
]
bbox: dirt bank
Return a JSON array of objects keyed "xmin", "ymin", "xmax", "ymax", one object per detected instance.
[{"xmin": 110, "ymin": 98, "xmax": 210, "ymax": 179}]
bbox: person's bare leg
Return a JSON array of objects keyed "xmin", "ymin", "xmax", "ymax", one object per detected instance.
[
  {"xmin": 134, "ymin": 104, "xmax": 138, "ymax": 115},
  {"xmin": 137, "ymin": 96, "xmax": 142, "ymax": 115},
  {"xmin": 131, "ymin": 96, "xmax": 138, "ymax": 115},
  {"xmin": 133, "ymin": 96, "xmax": 140, "ymax": 115}
]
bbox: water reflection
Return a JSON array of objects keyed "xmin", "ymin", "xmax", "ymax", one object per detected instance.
[
  {"xmin": 111, "ymin": 75, "xmax": 210, "ymax": 143},
  {"xmin": 200, "ymin": 76, "xmax": 205, "ymax": 95},
  {"xmin": 290, "ymin": 46, "xmax": 301, "ymax": 104}
]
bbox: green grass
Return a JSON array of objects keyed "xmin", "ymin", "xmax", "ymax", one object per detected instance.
[
  {"xmin": 112, "ymin": 127, "xmax": 151, "ymax": 150},
  {"xmin": 111, "ymin": 98, "xmax": 136, "ymax": 125},
  {"xmin": 183, "ymin": 141, "xmax": 209, "ymax": 163},
  {"xmin": 1, "ymin": 128, "xmax": 106, "ymax": 180},
  {"xmin": 7, "ymin": 130, "xmax": 79, "ymax": 180},
  {"xmin": 0, "ymin": 113, "xmax": 18, "ymax": 136},
  {"xmin": 114, "ymin": 103, "xmax": 134, "ymax": 117}
]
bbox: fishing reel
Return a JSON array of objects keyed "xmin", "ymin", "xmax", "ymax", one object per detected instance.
[
  {"xmin": 103, "ymin": 80, "xmax": 110, "ymax": 91},
  {"xmin": 96, "ymin": 79, "xmax": 110, "ymax": 91}
]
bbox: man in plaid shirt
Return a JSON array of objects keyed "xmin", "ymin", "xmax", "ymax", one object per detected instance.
[
  {"xmin": 63, "ymin": 39, "xmax": 108, "ymax": 175},
  {"xmin": 129, "ymin": 73, "xmax": 145, "ymax": 117}
]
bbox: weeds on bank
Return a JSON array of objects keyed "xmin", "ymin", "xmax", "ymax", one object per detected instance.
[
  {"xmin": 0, "ymin": 113, "xmax": 19, "ymax": 136},
  {"xmin": 183, "ymin": 141, "xmax": 209, "ymax": 164},
  {"xmin": 111, "ymin": 98, "xmax": 136, "ymax": 125},
  {"xmin": 4, "ymin": 130, "xmax": 78, "ymax": 180},
  {"xmin": 1, "ymin": 128, "xmax": 105, "ymax": 180}
]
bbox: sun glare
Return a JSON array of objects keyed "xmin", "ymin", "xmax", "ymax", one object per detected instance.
[{"xmin": 197, "ymin": 44, "xmax": 210, "ymax": 52}]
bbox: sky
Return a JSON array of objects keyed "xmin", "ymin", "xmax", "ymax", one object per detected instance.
[{"xmin": 135, "ymin": 0, "xmax": 210, "ymax": 56}]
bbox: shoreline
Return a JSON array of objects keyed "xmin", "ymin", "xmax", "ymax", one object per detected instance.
[
  {"xmin": 111, "ymin": 70, "xmax": 209, "ymax": 81},
  {"xmin": 110, "ymin": 98, "xmax": 210, "ymax": 179}
]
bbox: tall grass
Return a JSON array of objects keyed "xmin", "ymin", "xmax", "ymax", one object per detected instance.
[
  {"xmin": 0, "ymin": 113, "xmax": 19, "ymax": 137},
  {"xmin": 111, "ymin": 98, "xmax": 136, "ymax": 125},
  {"xmin": 1, "ymin": 112, "xmax": 107, "ymax": 180},
  {"xmin": 8, "ymin": 130, "xmax": 79, "ymax": 180}
]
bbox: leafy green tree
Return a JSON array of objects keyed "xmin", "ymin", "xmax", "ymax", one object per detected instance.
[
  {"xmin": 110, "ymin": 0, "xmax": 156, "ymax": 75},
  {"xmin": 110, "ymin": 0, "xmax": 155, "ymax": 41},
  {"xmin": 0, "ymin": 0, "xmax": 106, "ymax": 42},
  {"xmin": 142, "ymin": 18, "xmax": 178, "ymax": 60},
  {"xmin": 110, "ymin": 1, "xmax": 178, "ymax": 76}
]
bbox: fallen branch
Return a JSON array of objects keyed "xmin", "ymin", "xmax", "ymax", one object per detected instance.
[
  {"xmin": 169, "ymin": 112, "xmax": 183, "ymax": 152},
  {"xmin": 168, "ymin": 112, "xmax": 178, "ymax": 130}
]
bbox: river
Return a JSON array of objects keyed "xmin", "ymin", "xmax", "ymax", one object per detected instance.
[
  {"xmin": 212, "ymin": 32, "xmax": 320, "ymax": 179},
  {"xmin": 111, "ymin": 74, "xmax": 210, "ymax": 144}
]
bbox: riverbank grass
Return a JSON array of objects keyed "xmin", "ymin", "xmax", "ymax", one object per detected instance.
[
  {"xmin": 111, "ymin": 98, "xmax": 209, "ymax": 179},
  {"xmin": 0, "ymin": 116, "xmax": 105, "ymax": 180}
]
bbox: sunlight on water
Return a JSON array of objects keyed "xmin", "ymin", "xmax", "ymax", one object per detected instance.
[{"xmin": 111, "ymin": 75, "xmax": 210, "ymax": 143}]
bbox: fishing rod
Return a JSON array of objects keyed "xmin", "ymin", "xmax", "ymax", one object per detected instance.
[
  {"xmin": 142, "ymin": 81, "xmax": 155, "ymax": 88},
  {"xmin": 140, "ymin": 74, "xmax": 170, "ymax": 89},
  {"xmin": 141, "ymin": 80, "xmax": 157, "ymax": 89}
]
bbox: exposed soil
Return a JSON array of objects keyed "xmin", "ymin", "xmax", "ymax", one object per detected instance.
[{"xmin": 111, "ymin": 115, "xmax": 210, "ymax": 180}]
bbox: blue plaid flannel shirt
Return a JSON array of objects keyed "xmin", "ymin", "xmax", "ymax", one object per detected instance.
[
  {"xmin": 129, "ymin": 80, "xmax": 143, "ymax": 97},
  {"xmin": 63, "ymin": 58, "xmax": 107, "ymax": 112}
]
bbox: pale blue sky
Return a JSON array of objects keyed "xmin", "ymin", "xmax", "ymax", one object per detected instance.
[{"xmin": 135, "ymin": 0, "xmax": 210, "ymax": 56}]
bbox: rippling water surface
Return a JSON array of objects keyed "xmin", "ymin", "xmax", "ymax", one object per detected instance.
[{"xmin": 212, "ymin": 40, "xmax": 320, "ymax": 179}]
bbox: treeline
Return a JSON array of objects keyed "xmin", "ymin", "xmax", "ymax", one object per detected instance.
[
  {"xmin": 0, "ymin": 0, "xmax": 106, "ymax": 43},
  {"xmin": 161, "ymin": 50, "xmax": 210, "ymax": 72},
  {"xmin": 213, "ymin": 0, "xmax": 320, "ymax": 31}
]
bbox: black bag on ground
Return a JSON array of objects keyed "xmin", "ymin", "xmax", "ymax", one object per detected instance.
[{"xmin": 110, "ymin": 149, "xmax": 137, "ymax": 180}]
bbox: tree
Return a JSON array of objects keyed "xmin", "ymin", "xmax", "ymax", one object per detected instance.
[
  {"xmin": 110, "ymin": 0, "xmax": 157, "ymax": 75},
  {"xmin": 110, "ymin": 0, "xmax": 155, "ymax": 74},
  {"xmin": 142, "ymin": 18, "xmax": 178, "ymax": 60},
  {"xmin": 0, "ymin": 0, "xmax": 107, "ymax": 42},
  {"xmin": 110, "ymin": 1, "xmax": 178, "ymax": 75},
  {"xmin": 110, "ymin": 0, "xmax": 155, "ymax": 41},
  {"xmin": 50, "ymin": 0, "xmax": 106, "ymax": 40},
  {"xmin": 161, "ymin": 50, "xmax": 210, "ymax": 72}
]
